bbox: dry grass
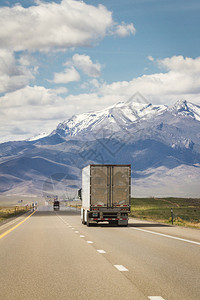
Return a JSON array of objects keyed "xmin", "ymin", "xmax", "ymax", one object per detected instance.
[
  {"xmin": 130, "ymin": 197, "xmax": 200, "ymax": 229},
  {"xmin": 0, "ymin": 206, "xmax": 31, "ymax": 223}
]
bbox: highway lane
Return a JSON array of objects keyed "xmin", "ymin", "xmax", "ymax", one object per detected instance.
[
  {"xmin": 59, "ymin": 207, "xmax": 200, "ymax": 300},
  {"xmin": 0, "ymin": 206, "xmax": 200, "ymax": 300},
  {"xmin": 0, "ymin": 207, "xmax": 146, "ymax": 300}
]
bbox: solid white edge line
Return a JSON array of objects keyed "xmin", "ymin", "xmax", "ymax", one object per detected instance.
[
  {"xmin": 148, "ymin": 297, "xmax": 165, "ymax": 300},
  {"xmin": 97, "ymin": 250, "xmax": 106, "ymax": 254},
  {"xmin": 114, "ymin": 265, "xmax": 128, "ymax": 272},
  {"xmin": 132, "ymin": 227, "xmax": 200, "ymax": 246}
]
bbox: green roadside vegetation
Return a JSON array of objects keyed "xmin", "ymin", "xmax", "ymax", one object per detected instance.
[
  {"xmin": 130, "ymin": 197, "xmax": 200, "ymax": 229},
  {"xmin": 0, "ymin": 206, "xmax": 31, "ymax": 223}
]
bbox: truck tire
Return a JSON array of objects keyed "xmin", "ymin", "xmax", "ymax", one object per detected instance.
[
  {"xmin": 86, "ymin": 212, "xmax": 91, "ymax": 227},
  {"xmin": 109, "ymin": 220, "xmax": 118, "ymax": 225},
  {"xmin": 118, "ymin": 222, "xmax": 128, "ymax": 227},
  {"xmin": 118, "ymin": 217, "xmax": 128, "ymax": 226},
  {"xmin": 82, "ymin": 209, "xmax": 86, "ymax": 225}
]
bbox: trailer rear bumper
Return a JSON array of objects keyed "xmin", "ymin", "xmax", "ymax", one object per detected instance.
[
  {"xmin": 90, "ymin": 218, "xmax": 128, "ymax": 221},
  {"xmin": 81, "ymin": 207, "xmax": 129, "ymax": 226},
  {"xmin": 89, "ymin": 217, "xmax": 128, "ymax": 226}
]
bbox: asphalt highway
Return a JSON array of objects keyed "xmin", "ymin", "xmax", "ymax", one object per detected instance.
[{"xmin": 0, "ymin": 206, "xmax": 200, "ymax": 300}]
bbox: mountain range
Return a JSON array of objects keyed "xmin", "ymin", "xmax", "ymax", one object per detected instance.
[{"xmin": 0, "ymin": 97, "xmax": 200, "ymax": 198}]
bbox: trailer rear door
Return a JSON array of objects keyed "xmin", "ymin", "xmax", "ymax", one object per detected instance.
[
  {"xmin": 90, "ymin": 165, "xmax": 130, "ymax": 207},
  {"xmin": 112, "ymin": 166, "xmax": 130, "ymax": 206},
  {"xmin": 91, "ymin": 165, "xmax": 108, "ymax": 206}
]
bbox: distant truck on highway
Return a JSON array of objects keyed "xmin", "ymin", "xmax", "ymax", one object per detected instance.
[
  {"xmin": 53, "ymin": 197, "xmax": 60, "ymax": 210},
  {"xmin": 81, "ymin": 164, "xmax": 131, "ymax": 226}
]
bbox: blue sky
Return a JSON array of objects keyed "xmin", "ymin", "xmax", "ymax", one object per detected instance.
[{"xmin": 0, "ymin": 0, "xmax": 200, "ymax": 141}]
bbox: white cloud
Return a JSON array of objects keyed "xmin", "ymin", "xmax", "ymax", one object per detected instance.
[
  {"xmin": 147, "ymin": 56, "xmax": 154, "ymax": 62},
  {"xmin": 100, "ymin": 56, "xmax": 200, "ymax": 105},
  {"xmin": 0, "ymin": 0, "xmax": 114, "ymax": 52},
  {"xmin": 50, "ymin": 87, "xmax": 68, "ymax": 94},
  {"xmin": 0, "ymin": 85, "xmax": 68, "ymax": 141},
  {"xmin": 53, "ymin": 67, "xmax": 80, "ymax": 84},
  {"xmin": 114, "ymin": 22, "xmax": 136, "ymax": 37},
  {"xmin": 0, "ymin": 1, "xmax": 135, "ymax": 94},
  {"xmin": 158, "ymin": 55, "xmax": 200, "ymax": 75},
  {"xmin": 80, "ymin": 78, "xmax": 101, "ymax": 91},
  {"xmin": 0, "ymin": 49, "xmax": 35, "ymax": 93},
  {"xmin": 0, "ymin": 1, "xmax": 136, "ymax": 52},
  {"xmin": 0, "ymin": 85, "xmax": 59, "ymax": 108},
  {"xmin": 72, "ymin": 54, "xmax": 102, "ymax": 77},
  {"xmin": 90, "ymin": 79, "xmax": 101, "ymax": 88},
  {"xmin": 52, "ymin": 53, "xmax": 102, "ymax": 85}
]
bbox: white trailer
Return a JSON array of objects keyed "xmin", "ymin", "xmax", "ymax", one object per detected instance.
[{"xmin": 81, "ymin": 164, "xmax": 131, "ymax": 226}]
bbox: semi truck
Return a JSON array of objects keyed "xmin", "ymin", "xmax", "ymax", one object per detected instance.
[{"xmin": 81, "ymin": 164, "xmax": 131, "ymax": 226}]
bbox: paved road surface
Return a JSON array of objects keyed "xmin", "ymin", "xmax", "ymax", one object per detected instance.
[{"xmin": 0, "ymin": 206, "xmax": 200, "ymax": 300}]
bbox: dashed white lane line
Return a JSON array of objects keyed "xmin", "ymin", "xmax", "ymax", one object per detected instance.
[
  {"xmin": 114, "ymin": 265, "xmax": 128, "ymax": 272},
  {"xmin": 71, "ymin": 228, "xmax": 75, "ymax": 230},
  {"xmin": 87, "ymin": 241, "xmax": 93, "ymax": 244},
  {"xmin": 148, "ymin": 297, "xmax": 165, "ymax": 300},
  {"xmin": 75, "ymin": 231, "xmax": 79, "ymax": 233},
  {"xmin": 97, "ymin": 250, "xmax": 106, "ymax": 254},
  {"xmin": 80, "ymin": 235, "xmax": 85, "ymax": 238},
  {"xmin": 132, "ymin": 227, "xmax": 200, "ymax": 246}
]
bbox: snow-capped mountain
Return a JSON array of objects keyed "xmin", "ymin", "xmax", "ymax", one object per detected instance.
[
  {"xmin": 52, "ymin": 100, "xmax": 167, "ymax": 138},
  {"xmin": 0, "ymin": 99, "xmax": 200, "ymax": 198},
  {"xmin": 28, "ymin": 131, "xmax": 53, "ymax": 142},
  {"xmin": 169, "ymin": 100, "xmax": 200, "ymax": 121}
]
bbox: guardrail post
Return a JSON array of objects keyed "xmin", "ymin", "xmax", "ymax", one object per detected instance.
[{"xmin": 171, "ymin": 208, "xmax": 174, "ymax": 225}]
